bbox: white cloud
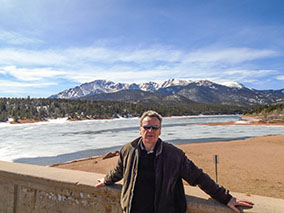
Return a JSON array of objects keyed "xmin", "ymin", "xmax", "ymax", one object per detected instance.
[
  {"xmin": 0, "ymin": 46, "xmax": 277, "ymax": 68},
  {"xmin": 118, "ymin": 48, "xmax": 182, "ymax": 63},
  {"xmin": 276, "ymin": 75, "xmax": 284, "ymax": 80},
  {"xmin": 66, "ymin": 47, "xmax": 117, "ymax": 63},
  {"xmin": 225, "ymin": 69, "xmax": 278, "ymax": 78},
  {"xmin": 0, "ymin": 66, "xmax": 66, "ymax": 81},
  {"xmin": 0, "ymin": 46, "xmax": 180, "ymax": 68},
  {"xmin": 0, "ymin": 45, "xmax": 280, "ymax": 89},
  {"xmin": 0, "ymin": 46, "xmax": 183, "ymax": 84},
  {"xmin": 66, "ymin": 46, "xmax": 182, "ymax": 63},
  {"xmin": 0, "ymin": 79, "xmax": 56, "ymax": 88},
  {"xmin": 0, "ymin": 49, "xmax": 67, "ymax": 66},
  {"xmin": 184, "ymin": 48, "xmax": 278, "ymax": 64},
  {"xmin": 0, "ymin": 30, "xmax": 43, "ymax": 45},
  {"xmin": 65, "ymin": 65, "xmax": 172, "ymax": 84},
  {"xmin": 0, "ymin": 80, "xmax": 56, "ymax": 96}
]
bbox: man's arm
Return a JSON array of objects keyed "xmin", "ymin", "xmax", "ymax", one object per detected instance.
[
  {"xmin": 95, "ymin": 177, "xmax": 106, "ymax": 188},
  {"xmin": 180, "ymin": 155, "xmax": 253, "ymax": 212},
  {"xmin": 95, "ymin": 151, "xmax": 124, "ymax": 188},
  {"xmin": 227, "ymin": 197, "xmax": 254, "ymax": 213}
]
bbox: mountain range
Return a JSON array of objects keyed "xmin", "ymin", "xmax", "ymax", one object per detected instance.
[{"xmin": 50, "ymin": 79, "xmax": 284, "ymax": 106}]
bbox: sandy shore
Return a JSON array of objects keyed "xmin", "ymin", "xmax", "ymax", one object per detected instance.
[{"xmin": 53, "ymin": 134, "xmax": 284, "ymax": 200}]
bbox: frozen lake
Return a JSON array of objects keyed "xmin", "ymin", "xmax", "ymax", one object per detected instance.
[{"xmin": 1, "ymin": 115, "xmax": 284, "ymax": 165}]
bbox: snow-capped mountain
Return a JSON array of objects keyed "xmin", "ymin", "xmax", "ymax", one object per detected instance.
[
  {"xmin": 160, "ymin": 79, "xmax": 192, "ymax": 88},
  {"xmin": 51, "ymin": 80, "xmax": 126, "ymax": 99},
  {"xmin": 50, "ymin": 79, "xmax": 242, "ymax": 99},
  {"xmin": 217, "ymin": 81, "xmax": 245, "ymax": 89},
  {"xmin": 51, "ymin": 80, "xmax": 161, "ymax": 99},
  {"xmin": 50, "ymin": 79, "xmax": 284, "ymax": 105},
  {"xmin": 138, "ymin": 81, "xmax": 160, "ymax": 92}
]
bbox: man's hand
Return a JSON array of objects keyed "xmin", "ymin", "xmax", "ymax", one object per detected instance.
[
  {"xmin": 227, "ymin": 197, "xmax": 254, "ymax": 213},
  {"xmin": 95, "ymin": 178, "xmax": 105, "ymax": 188}
]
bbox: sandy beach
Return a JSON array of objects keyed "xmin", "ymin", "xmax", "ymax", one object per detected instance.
[{"xmin": 52, "ymin": 134, "xmax": 284, "ymax": 200}]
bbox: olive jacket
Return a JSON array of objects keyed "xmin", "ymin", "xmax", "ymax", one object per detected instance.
[{"xmin": 104, "ymin": 137, "xmax": 232, "ymax": 213}]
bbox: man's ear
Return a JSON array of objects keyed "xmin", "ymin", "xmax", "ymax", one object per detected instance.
[{"xmin": 139, "ymin": 126, "xmax": 143, "ymax": 136}]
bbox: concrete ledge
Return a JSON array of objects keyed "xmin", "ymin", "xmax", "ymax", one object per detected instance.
[{"xmin": 0, "ymin": 161, "xmax": 283, "ymax": 212}]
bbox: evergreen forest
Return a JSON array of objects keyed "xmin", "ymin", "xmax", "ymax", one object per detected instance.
[
  {"xmin": 246, "ymin": 104, "xmax": 284, "ymax": 122},
  {"xmin": 0, "ymin": 97, "xmax": 253, "ymax": 123}
]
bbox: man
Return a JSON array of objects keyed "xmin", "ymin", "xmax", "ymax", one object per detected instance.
[{"xmin": 96, "ymin": 110, "xmax": 254, "ymax": 213}]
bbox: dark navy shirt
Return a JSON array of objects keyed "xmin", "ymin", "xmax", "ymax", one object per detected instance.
[{"xmin": 131, "ymin": 142, "xmax": 157, "ymax": 213}]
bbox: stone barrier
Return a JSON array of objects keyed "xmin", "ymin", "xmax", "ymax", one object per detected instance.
[{"xmin": 0, "ymin": 161, "xmax": 283, "ymax": 213}]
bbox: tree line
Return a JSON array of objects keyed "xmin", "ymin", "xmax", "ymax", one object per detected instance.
[
  {"xmin": 0, "ymin": 97, "xmax": 252, "ymax": 123},
  {"xmin": 246, "ymin": 104, "xmax": 284, "ymax": 122}
]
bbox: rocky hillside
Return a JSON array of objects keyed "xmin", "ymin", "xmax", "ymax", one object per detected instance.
[{"xmin": 50, "ymin": 79, "xmax": 284, "ymax": 106}]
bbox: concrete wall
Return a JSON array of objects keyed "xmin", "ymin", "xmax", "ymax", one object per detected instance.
[{"xmin": 0, "ymin": 161, "xmax": 283, "ymax": 213}]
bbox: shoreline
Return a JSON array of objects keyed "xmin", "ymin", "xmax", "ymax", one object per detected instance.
[
  {"xmin": 3, "ymin": 117, "xmax": 122, "ymax": 125},
  {"xmin": 202, "ymin": 120, "xmax": 284, "ymax": 126},
  {"xmin": 5, "ymin": 114, "xmax": 284, "ymax": 126},
  {"xmin": 52, "ymin": 134, "xmax": 284, "ymax": 200}
]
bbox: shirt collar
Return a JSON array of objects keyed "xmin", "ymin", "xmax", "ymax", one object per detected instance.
[{"xmin": 139, "ymin": 138, "xmax": 159, "ymax": 154}]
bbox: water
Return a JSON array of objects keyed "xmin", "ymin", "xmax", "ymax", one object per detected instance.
[{"xmin": 0, "ymin": 115, "xmax": 283, "ymax": 166}]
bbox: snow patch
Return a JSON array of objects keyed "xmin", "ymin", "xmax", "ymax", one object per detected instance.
[{"xmin": 215, "ymin": 81, "xmax": 244, "ymax": 89}]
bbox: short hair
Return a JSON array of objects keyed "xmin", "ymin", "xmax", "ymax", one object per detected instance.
[{"xmin": 140, "ymin": 110, "xmax": 162, "ymax": 126}]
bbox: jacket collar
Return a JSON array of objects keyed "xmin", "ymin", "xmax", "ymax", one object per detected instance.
[{"xmin": 132, "ymin": 137, "xmax": 163, "ymax": 156}]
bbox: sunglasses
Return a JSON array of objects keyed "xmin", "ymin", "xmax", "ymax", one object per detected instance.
[{"xmin": 143, "ymin": 125, "xmax": 160, "ymax": 131}]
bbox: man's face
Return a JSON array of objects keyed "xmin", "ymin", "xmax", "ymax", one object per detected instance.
[{"xmin": 139, "ymin": 116, "xmax": 161, "ymax": 145}]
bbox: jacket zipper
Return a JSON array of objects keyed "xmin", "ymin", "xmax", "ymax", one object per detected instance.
[
  {"xmin": 128, "ymin": 148, "xmax": 139, "ymax": 213},
  {"xmin": 154, "ymin": 144, "xmax": 162, "ymax": 213}
]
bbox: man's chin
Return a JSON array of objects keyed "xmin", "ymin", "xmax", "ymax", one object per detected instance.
[{"xmin": 145, "ymin": 139, "xmax": 156, "ymax": 144}]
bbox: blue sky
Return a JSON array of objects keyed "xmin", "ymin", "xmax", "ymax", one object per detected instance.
[{"xmin": 0, "ymin": 0, "xmax": 284, "ymax": 97}]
